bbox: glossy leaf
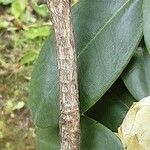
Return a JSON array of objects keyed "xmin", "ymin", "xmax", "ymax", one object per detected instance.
[
  {"xmin": 36, "ymin": 116, "xmax": 123, "ymax": 150},
  {"xmin": 143, "ymin": 0, "xmax": 150, "ymax": 53},
  {"xmin": 86, "ymin": 80, "xmax": 136, "ymax": 132},
  {"xmin": 122, "ymin": 48, "xmax": 150, "ymax": 100},
  {"xmin": 29, "ymin": 0, "xmax": 142, "ymax": 127}
]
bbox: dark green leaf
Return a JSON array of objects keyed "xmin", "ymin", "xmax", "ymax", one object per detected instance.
[
  {"xmin": 29, "ymin": 0, "xmax": 142, "ymax": 127},
  {"xmin": 36, "ymin": 116, "xmax": 123, "ymax": 150},
  {"xmin": 86, "ymin": 80, "xmax": 136, "ymax": 132},
  {"xmin": 143, "ymin": 0, "xmax": 150, "ymax": 53},
  {"xmin": 122, "ymin": 48, "xmax": 150, "ymax": 100}
]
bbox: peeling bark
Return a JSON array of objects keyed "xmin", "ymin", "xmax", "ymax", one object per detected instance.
[{"xmin": 47, "ymin": 0, "xmax": 80, "ymax": 150}]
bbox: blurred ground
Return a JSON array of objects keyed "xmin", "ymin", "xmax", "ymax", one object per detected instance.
[
  {"xmin": 0, "ymin": 0, "xmax": 78, "ymax": 149},
  {"xmin": 0, "ymin": 0, "xmax": 51, "ymax": 149}
]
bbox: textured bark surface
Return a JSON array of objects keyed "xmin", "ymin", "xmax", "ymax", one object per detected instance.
[{"xmin": 47, "ymin": 0, "xmax": 80, "ymax": 150}]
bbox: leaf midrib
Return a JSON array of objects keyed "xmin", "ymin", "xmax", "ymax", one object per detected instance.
[
  {"xmin": 77, "ymin": 0, "xmax": 131, "ymax": 58},
  {"xmin": 50, "ymin": 0, "xmax": 131, "ymax": 114}
]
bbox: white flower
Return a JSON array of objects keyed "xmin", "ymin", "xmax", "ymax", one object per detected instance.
[{"xmin": 118, "ymin": 96, "xmax": 150, "ymax": 150}]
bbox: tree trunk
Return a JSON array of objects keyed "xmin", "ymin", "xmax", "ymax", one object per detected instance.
[{"xmin": 47, "ymin": 0, "xmax": 80, "ymax": 150}]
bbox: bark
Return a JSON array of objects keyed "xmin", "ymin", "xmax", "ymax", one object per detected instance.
[{"xmin": 47, "ymin": 0, "xmax": 80, "ymax": 150}]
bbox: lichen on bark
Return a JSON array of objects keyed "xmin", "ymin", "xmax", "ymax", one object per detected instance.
[{"xmin": 47, "ymin": 0, "xmax": 80, "ymax": 150}]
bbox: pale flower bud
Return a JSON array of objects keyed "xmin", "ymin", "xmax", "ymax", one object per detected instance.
[{"xmin": 118, "ymin": 96, "xmax": 150, "ymax": 150}]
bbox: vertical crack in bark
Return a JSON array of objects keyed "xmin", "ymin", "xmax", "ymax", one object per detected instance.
[{"xmin": 47, "ymin": 0, "xmax": 80, "ymax": 150}]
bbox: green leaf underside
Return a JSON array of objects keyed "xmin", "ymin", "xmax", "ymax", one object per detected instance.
[
  {"xmin": 143, "ymin": 0, "xmax": 150, "ymax": 53},
  {"xmin": 122, "ymin": 48, "xmax": 150, "ymax": 100},
  {"xmin": 29, "ymin": 0, "xmax": 142, "ymax": 127},
  {"xmin": 36, "ymin": 116, "xmax": 123, "ymax": 150},
  {"xmin": 86, "ymin": 79, "xmax": 136, "ymax": 132}
]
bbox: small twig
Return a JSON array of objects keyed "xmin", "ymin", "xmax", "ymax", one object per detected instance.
[{"xmin": 47, "ymin": 0, "xmax": 80, "ymax": 150}]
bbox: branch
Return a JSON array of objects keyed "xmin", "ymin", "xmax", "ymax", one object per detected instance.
[{"xmin": 47, "ymin": 0, "xmax": 80, "ymax": 150}]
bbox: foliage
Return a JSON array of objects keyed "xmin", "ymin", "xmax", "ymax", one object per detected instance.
[
  {"xmin": 122, "ymin": 47, "xmax": 150, "ymax": 100},
  {"xmin": 143, "ymin": 0, "xmax": 150, "ymax": 53},
  {"xmin": 37, "ymin": 116, "xmax": 123, "ymax": 150},
  {"xmin": 0, "ymin": 0, "xmax": 51, "ymax": 149},
  {"xmin": 29, "ymin": 0, "xmax": 142, "ymax": 128},
  {"xmin": 86, "ymin": 79, "xmax": 137, "ymax": 132},
  {"xmin": 0, "ymin": 0, "xmax": 12, "ymax": 5},
  {"xmin": 0, "ymin": 0, "xmax": 150, "ymax": 149},
  {"xmin": 29, "ymin": 0, "xmax": 150, "ymax": 149},
  {"xmin": 31, "ymin": 0, "xmax": 49, "ymax": 17}
]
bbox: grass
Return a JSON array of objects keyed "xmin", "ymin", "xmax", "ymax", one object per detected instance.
[{"xmin": 0, "ymin": 0, "xmax": 50, "ymax": 149}]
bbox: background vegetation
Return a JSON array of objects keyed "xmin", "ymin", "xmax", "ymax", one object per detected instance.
[
  {"xmin": 0, "ymin": 0, "xmax": 78, "ymax": 149},
  {"xmin": 0, "ymin": 0, "xmax": 51, "ymax": 149}
]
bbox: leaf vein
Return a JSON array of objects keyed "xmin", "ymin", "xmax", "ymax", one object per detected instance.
[{"xmin": 77, "ymin": 0, "xmax": 131, "ymax": 58}]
